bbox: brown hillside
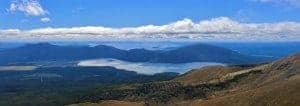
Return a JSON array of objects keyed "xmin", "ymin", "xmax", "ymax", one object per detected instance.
[
  {"xmin": 68, "ymin": 101, "xmax": 144, "ymax": 106},
  {"xmin": 173, "ymin": 66, "xmax": 246, "ymax": 85},
  {"xmin": 185, "ymin": 74, "xmax": 300, "ymax": 106},
  {"xmin": 68, "ymin": 54, "xmax": 300, "ymax": 106},
  {"xmin": 174, "ymin": 54, "xmax": 300, "ymax": 106}
]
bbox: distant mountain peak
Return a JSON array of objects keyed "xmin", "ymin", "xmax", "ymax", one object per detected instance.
[
  {"xmin": 93, "ymin": 44, "xmax": 116, "ymax": 48},
  {"xmin": 0, "ymin": 42, "xmax": 268, "ymax": 65},
  {"xmin": 24, "ymin": 42, "xmax": 57, "ymax": 48}
]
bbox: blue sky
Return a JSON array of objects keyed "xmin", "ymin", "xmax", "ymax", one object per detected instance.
[
  {"xmin": 0, "ymin": 0, "xmax": 300, "ymax": 41},
  {"xmin": 1, "ymin": 0, "xmax": 300, "ymax": 29}
]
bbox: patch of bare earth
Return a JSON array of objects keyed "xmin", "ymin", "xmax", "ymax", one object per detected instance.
[{"xmin": 68, "ymin": 100, "xmax": 144, "ymax": 106}]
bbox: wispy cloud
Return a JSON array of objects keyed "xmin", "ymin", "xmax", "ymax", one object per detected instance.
[
  {"xmin": 0, "ymin": 17, "xmax": 300, "ymax": 41},
  {"xmin": 252, "ymin": 0, "xmax": 300, "ymax": 7},
  {"xmin": 40, "ymin": 17, "xmax": 50, "ymax": 23}
]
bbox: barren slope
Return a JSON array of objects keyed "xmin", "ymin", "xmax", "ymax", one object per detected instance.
[
  {"xmin": 174, "ymin": 54, "xmax": 300, "ymax": 106},
  {"xmin": 68, "ymin": 54, "xmax": 300, "ymax": 106}
]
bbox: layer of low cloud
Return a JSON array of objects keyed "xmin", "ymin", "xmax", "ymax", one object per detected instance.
[
  {"xmin": 77, "ymin": 58, "xmax": 224, "ymax": 75},
  {"xmin": 1, "ymin": 17, "xmax": 300, "ymax": 41}
]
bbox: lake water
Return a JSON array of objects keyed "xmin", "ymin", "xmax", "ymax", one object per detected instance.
[{"xmin": 78, "ymin": 58, "xmax": 225, "ymax": 75}]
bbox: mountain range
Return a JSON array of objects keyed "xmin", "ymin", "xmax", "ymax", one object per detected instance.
[
  {"xmin": 0, "ymin": 43, "xmax": 269, "ymax": 65},
  {"xmin": 0, "ymin": 42, "xmax": 299, "ymax": 106}
]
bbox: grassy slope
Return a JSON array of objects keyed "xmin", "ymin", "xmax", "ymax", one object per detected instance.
[
  {"xmin": 75, "ymin": 54, "xmax": 300, "ymax": 106},
  {"xmin": 174, "ymin": 54, "xmax": 300, "ymax": 106}
]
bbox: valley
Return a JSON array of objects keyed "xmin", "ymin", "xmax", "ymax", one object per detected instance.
[
  {"xmin": 2, "ymin": 0, "xmax": 300, "ymax": 105},
  {"xmin": 0, "ymin": 42, "xmax": 299, "ymax": 106}
]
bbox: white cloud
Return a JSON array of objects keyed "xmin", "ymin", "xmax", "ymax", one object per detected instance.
[
  {"xmin": 8, "ymin": 0, "xmax": 48, "ymax": 16},
  {"xmin": 0, "ymin": 17, "xmax": 300, "ymax": 41},
  {"xmin": 40, "ymin": 17, "xmax": 50, "ymax": 23}
]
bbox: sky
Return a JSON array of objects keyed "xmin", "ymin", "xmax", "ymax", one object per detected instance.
[{"xmin": 1, "ymin": 0, "xmax": 300, "ymax": 41}]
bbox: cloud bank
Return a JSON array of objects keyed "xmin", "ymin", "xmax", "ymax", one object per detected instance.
[{"xmin": 1, "ymin": 17, "xmax": 300, "ymax": 41}]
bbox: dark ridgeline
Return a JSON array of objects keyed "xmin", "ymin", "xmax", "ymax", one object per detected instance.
[
  {"xmin": 0, "ymin": 66, "xmax": 179, "ymax": 106},
  {"xmin": 0, "ymin": 66, "xmax": 179, "ymax": 92},
  {"xmin": 0, "ymin": 42, "xmax": 270, "ymax": 65}
]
